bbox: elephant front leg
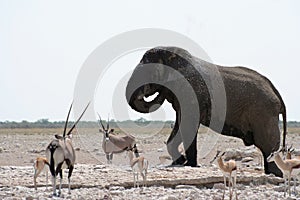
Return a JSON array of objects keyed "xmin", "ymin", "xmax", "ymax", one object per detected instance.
[
  {"xmin": 184, "ymin": 134, "xmax": 198, "ymax": 167},
  {"xmin": 180, "ymin": 111, "xmax": 199, "ymax": 167},
  {"xmin": 167, "ymin": 119, "xmax": 186, "ymax": 165}
]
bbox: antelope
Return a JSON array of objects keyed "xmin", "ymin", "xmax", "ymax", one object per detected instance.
[
  {"xmin": 267, "ymin": 147, "xmax": 300, "ymax": 197},
  {"xmin": 97, "ymin": 113, "xmax": 138, "ymax": 164},
  {"xmin": 33, "ymin": 157, "xmax": 49, "ymax": 190},
  {"xmin": 210, "ymin": 150, "xmax": 238, "ymax": 200},
  {"xmin": 127, "ymin": 144, "xmax": 148, "ymax": 187},
  {"xmin": 285, "ymin": 145, "xmax": 300, "ymax": 194},
  {"xmin": 46, "ymin": 102, "xmax": 89, "ymax": 196}
]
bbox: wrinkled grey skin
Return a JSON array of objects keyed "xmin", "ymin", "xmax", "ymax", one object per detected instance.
[{"xmin": 126, "ymin": 46, "xmax": 286, "ymax": 177}]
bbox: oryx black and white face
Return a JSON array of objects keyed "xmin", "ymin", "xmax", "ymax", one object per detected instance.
[
  {"xmin": 97, "ymin": 113, "xmax": 114, "ymax": 141},
  {"xmin": 48, "ymin": 139, "xmax": 60, "ymax": 152},
  {"xmin": 100, "ymin": 128, "xmax": 114, "ymax": 141}
]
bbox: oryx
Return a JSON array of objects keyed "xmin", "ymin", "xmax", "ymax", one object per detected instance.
[{"xmin": 46, "ymin": 102, "xmax": 89, "ymax": 196}]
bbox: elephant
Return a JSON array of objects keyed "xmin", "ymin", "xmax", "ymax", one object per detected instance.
[{"xmin": 126, "ymin": 46, "xmax": 286, "ymax": 177}]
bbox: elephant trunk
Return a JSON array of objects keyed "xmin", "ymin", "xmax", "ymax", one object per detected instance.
[{"xmin": 126, "ymin": 72, "xmax": 166, "ymax": 113}]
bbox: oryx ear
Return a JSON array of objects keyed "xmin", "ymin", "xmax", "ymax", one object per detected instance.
[
  {"xmin": 55, "ymin": 134, "xmax": 63, "ymax": 139},
  {"xmin": 99, "ymin": 129, "xmax": 104, "ymax": 133},
  {"xmin": 291, "ymin": 148, "xmax": 295, "ymax": 153},
  {"xmin": 68, "ymin": 133, "xmax": 73, "ymax": 139},
  {"xmin": 110, "ymin": 129, "xmax": 114, "ymax": 133}
]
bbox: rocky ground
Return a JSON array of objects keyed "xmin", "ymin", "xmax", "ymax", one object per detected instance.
[{"xmin": 1, "ymin": 127, "xmax": 300, "ymax": 199}]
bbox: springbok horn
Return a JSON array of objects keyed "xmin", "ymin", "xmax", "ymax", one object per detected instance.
[
  {"xmin": 63, "ymin": 103, "xmax": 73, "ymax": 138},
  {"xmin": 271, "ymin": 141, "xmax": 280, "ymax": 152},
  {"xmin": 97, "ymin": 113, "xmax": 106, "ymax": 130},
  {"xmin": 66, "ymin": 102, "xmax": 90, "ymax": 135},
  {"xmin": 210, "ymin": 150, "xmax": 221, "ymax": 163}
]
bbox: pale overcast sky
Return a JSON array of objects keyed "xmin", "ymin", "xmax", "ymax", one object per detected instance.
[{"xmin": 1, "ymin": 0, "xmax": 299, "ymax": 121}]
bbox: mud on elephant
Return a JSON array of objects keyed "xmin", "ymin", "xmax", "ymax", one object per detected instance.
[{"xmin": 125, "ymin": 46, "xmax": 286, "ymax": 177}]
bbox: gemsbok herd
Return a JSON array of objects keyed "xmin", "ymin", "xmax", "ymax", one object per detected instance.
[{"xmin": 32, "ymin": 103, "xmax": 299, "ymax": 199}]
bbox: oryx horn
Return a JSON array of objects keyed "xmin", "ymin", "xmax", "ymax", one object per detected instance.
[{"xmin": 66, "ymin": 102, "xmax": 90, "ymax": 136}]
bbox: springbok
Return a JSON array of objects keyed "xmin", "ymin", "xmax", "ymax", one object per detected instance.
[
  {"xmin": 46, "ymin": 102, "xmax": 89, "ymax": 196},
  {"xmin": 211, "ymin": 150, "xmax": 238, "ymax": 200},
  {"xmin": 267, "ymin": 147, "xmax": 300, "ymax": 197},
  {"xmin": 33, "ymin": 157, "xmax": 49, "ymax": 190},
  {"xmin": 127, "ymin": 144, "xmax": 149, "ymax": 187},
  {"xmin": 97, "ymin": 113, "xmax": 138, "ymax": 164},
  {"xmin": 285, "ymin": 145, "xmax": 300, "ymax": 194}
]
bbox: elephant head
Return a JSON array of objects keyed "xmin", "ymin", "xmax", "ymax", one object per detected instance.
[
  {"xmin": 126, "ymin": 48, "xmax": 171, "ymax": 114},
  {"xmin": 126, "ymin": 47, "xmax": 195, "ymax": 114}
]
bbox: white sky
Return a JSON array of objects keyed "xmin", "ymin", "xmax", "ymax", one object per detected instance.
[{"xmin": 1, "ymin": 0, "xmax": 300, "ymax": 122}]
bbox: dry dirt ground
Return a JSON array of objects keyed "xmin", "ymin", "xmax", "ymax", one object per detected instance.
[{"xmin": 0, "ymin": 127, "xmax": 300, "ymax": 199}]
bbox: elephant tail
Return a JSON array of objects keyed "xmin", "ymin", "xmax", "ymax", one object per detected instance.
[
  {"xmin": 281, "ymin": 104, "xmax": 287, "ymax": 150},
  {"xmin": 265, "ymin": 76, "xmax": 287, "ymax": 149},
  {"xmin": 269, "ymin": 80, "xmax": 287, "ymax": 149},
  {"xmin": 274, "ymin": 87, "xmax": 287, "ymax": 150}
]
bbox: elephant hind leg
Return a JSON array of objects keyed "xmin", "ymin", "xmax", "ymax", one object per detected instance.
[{"xmin": 253, "ymin": 117, "xmax": 282, "ymax": 177}]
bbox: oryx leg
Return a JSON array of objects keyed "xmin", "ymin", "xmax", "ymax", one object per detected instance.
[
  {"xmin": 106, "ymin": 154, "xmax": 110, "ymax": 164},
  {"xmin": 51, "ymin": 175, "xmax": 56, "ymax": 196},
  {"xmin": 59, "ymin": 170, "xmax": 63, "ymax": 196},
  {"xmin": 55, "ymin": 162, "xmax": 63, "ymax": 196},
  {"xmin": 110, "ymin": 154, "xmax": 113, "ymax": 163},
  {"xmin": 68, "ymin": 165, "xmax": 74, "ymax": 194},
  {"xmin": 49, "ymin": 165, "xmax": 56, "ymax": 196}
]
